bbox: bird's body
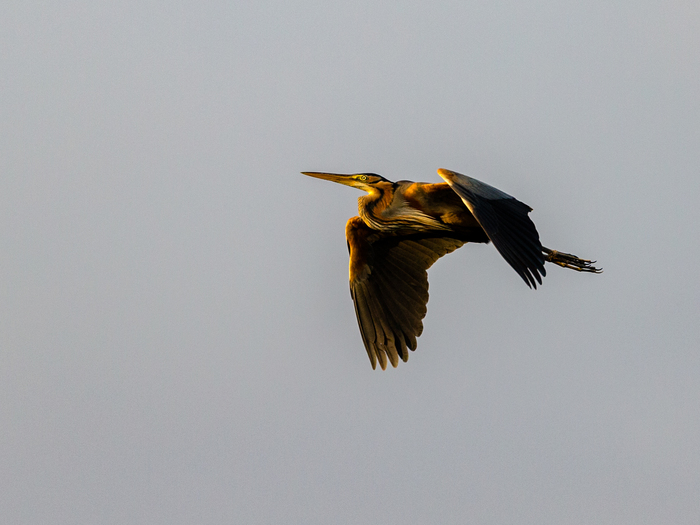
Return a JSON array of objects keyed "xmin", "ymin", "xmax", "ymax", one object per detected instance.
[
  {"xmin": 358, "ymin": 180, "xmax": 484, "ymax": 234},
  {"xmin": 303, "ymin": 169, "xmax": 600, "ymax": 370}
]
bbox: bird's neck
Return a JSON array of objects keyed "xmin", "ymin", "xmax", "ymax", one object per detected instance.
[
  {"xmin": 358, "ymin": 183, "xmax": 391, "ymax": 210},
  {"xmin": 357, "ymin": 182, "xmax": 394, "ymax": 230}
]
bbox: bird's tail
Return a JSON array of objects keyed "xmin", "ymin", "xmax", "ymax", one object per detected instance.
[{"xmin": 542, "ymin": 247, "xmax": 602, "ymax": 273}]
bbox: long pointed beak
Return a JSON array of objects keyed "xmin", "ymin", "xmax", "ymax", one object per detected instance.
[{"xmin": 301, "ymin": 172, "xmax": 357, "ymax": 187}]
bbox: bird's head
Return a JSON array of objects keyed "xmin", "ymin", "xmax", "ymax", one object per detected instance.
[{"xmin": 301, "ymin": 172, "xmax": 391, "ymax": 194}]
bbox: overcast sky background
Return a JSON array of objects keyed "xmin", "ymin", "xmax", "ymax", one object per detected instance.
[{"xmin": 2, "ymin": 1, "xmax": 700, "ymax": 524}]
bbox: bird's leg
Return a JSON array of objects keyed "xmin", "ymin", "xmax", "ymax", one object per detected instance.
[{"xmin": 542, "ymin": 247, "xmax": 602, "ymax": 273}]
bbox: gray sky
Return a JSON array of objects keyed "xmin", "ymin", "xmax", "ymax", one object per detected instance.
[{"xmin": 2, "ymin": 1, "xmax": 699, "ymax": 523}]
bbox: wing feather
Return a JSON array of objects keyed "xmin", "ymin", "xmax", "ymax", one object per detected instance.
[
  {"xmin": 372, "ymin": 267, "xmax": 424, "ymax": 328},
  {"xmin": 351, "ymin": 282, "xmax": 378, "ymax": 369},
  {"xmin": 438, "ymin": 169, "xmax": 546, "ymax": 288},
  {"xmin": 371, "ymin": 266, "xmax": 422, "ymax": 351},
  {"xmin": 347, "ymin": 218, "xmax": 467, "ymax": 369}
]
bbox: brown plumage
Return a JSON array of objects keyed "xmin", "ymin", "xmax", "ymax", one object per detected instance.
[{"xmin": 303, "ymin": 168, "xmax": 601, "ymax": 370}]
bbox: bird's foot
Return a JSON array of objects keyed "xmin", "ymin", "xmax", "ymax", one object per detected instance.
[{"xmin": 542, "ymin": 247, "xmax": 602, "ymax": 273}]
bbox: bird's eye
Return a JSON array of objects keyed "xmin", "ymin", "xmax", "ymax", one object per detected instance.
[{"xmin": 359, "ymin": 175, "xmax": 368, "ymax": 181}]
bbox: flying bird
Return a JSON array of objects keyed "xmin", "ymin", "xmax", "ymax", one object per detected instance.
[{"xmin": 302, "ymin": 168, "xmax": 601, "ymax": 370}]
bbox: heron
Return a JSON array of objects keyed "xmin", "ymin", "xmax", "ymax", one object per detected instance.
[{"xmin": 302, "ymin": 168, "xmax": 601, "ymax": 370}]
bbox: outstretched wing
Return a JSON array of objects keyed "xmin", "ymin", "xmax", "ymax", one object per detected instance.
[
  {"xmin": 437, "ymin": 168, "xmax": 546, "ymax": 288},
  {"xmin": 346, "ymin": 217, "xmax": 466, "ymax": 370}
]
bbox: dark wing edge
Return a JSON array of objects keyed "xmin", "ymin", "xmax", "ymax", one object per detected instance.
[
  {"xmin": 349, "ymin": 230, "xmax": 466, "ymax": 370},
  {"xmin": 438, "ymin": 168, "xmax": 546, "ymax": 288}
]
